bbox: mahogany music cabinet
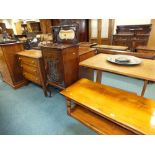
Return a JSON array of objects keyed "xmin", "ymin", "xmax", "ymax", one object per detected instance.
[{"xmin": 41, "ymin": 44, "xmax": 79, "ymax": 96}]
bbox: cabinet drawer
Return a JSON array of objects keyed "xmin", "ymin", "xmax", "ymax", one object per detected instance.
[
  {"xmin": 23, "ymin": 71, "xmax": 41, "ymax": 85},
  {"xmin": 19, "ymin": 56, "xmax": 38, "ymax": 67},
  {"xmin": 21, "ymin": 64, "xmax": 39, "ymax": 76}
]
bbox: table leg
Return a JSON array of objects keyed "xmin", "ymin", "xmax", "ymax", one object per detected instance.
[
  {"xmin": 96, "ymin": 70, "xmax": 102, "ymax": 83},
  {"xmin": 66, "ymin": 100, "xmax": 71, "ymax": 115},
  {"xmin": 141, "ymin": 80, "xmax": 149, "ymax": 96}
]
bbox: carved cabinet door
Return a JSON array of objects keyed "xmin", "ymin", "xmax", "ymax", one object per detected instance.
[{"xmin": 42, "ymin": 49, "xmax": 64, "ymax": 86}]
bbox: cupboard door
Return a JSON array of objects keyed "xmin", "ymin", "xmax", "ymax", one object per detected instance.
[{"xmin": 42, "ymin": 48, "xmax": 64, "ymax": 85}]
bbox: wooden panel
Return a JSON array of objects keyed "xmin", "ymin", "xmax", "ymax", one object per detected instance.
[
  {"xmin": 113, "ymin": 24, "xmax": 151, "ymax": 51},
  {"xmin": 41, "ymin": 47, "xmax": 64, "ymax": 85},
  {"xmin": 116, "ymin": 24, "xmax": 152, "ymax": 34},
  {"xmin": 40, "ymin": 19, "xmax": 52, "ymax": 34},
  {"xmin": 20, "ymin": 56, "xmax": 38, "ymax": 67},
  {"xmin": 97, "ymin": 19, "xmax": 102, "ymax": 44},
  {"xmin": 62, "ymin": 46, "xmax": 79, "ymax": 87},
  {"xmin": 61, "ymin": 78, "xmax": 155, "ymax": 134},
  {"xmin": 0, "ymin": 43, "xmax": 27, "ymax": 88},
  {"xmin": 0, "ymin": 46, "xmax": 12, "ymax": 85},
  {"xmin": 79, "ymin": 53, "xmax": 155, "ymax": 82},
  {"xmin": 23, "ymin": 71, "xmax": 41, "ymax": 85},
  {"xmin": 21, "ymin": 64, "xmax": 39, "ymax": 76},
  {"xmin": 71, "ymin": 105, "xmax": 135, "ymax": 135}
]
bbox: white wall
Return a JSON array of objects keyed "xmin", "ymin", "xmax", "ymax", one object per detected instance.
[{"xmin": 114, "ymin": 19, "xmax": 151, "ymax": 34}]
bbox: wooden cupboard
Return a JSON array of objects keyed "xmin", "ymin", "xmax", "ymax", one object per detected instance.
[
  {"xmin": 112, "ymin": 24, "xmax": 152, "ymax": 51},
  {"xmin": 41, "ymin": 44, "xmax": 79, "ymax": 95},
  {"xmin": 0, "ymin": 42, "xmax": 27, "ymax": 88}
]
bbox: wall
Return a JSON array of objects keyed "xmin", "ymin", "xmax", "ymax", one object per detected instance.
[{"xmin": 113, "ymin": 19, "xmax": 151, "ymax": 34}]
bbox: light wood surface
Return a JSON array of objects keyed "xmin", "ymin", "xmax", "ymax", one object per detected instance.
[
  {"xmin": 94, "ymin": 45, "xmax": 128, "ymax": 50},
  {"xmin": 79, "ymin": 53, "xmax": 155, "ymax": 82},
  {"xmin": 17, "ymin": 50, "xmax": 42, "ymax": 58},
  {"xmin": 70, "ymin": 105, "xmax": 135, "ymax": 135},
  {"xmin": 61, "ymin": 78, "xmax": 155, "ymax": 134}
]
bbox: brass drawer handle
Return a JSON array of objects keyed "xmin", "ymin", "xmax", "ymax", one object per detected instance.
[
  {"xmin": 31, "ymin": 61, "xmax": 35, "ymax": 63},
  {"xmin": 36, "ymin": 78, "xmax": 38, "ymax": 80},
  {"xmin": 33, "ymin": 70, "xmax": 37, "ymax": 72}
]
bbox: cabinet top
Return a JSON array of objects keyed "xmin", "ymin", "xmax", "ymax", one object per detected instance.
[
  {"xmin": 0, "ymin": 41, "xmax": 23, "ymax": 46},
  {"xmin": 41, "ymin": 43, "xmax": 79, "ymax": 50},
  {"xmin": 17, "ymin": 50, "xmax": 42, "ymax": 58}
]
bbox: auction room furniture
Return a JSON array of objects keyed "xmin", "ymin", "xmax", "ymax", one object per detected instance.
[
  {"xmin": 0, "ymin": 42, "xmax": 27, "ymax": 88},
  {"xmin": 17, "ymin": 50, "xmax": 44, "ymax": 86},
  {"xmin": 79, "ymin": 54, "xmax": 155, "ymax": 96},
  {"xmin": 41, "ymin": 44, "xmax": 79, "ymax": 95},
  {"xmin": 61, "ymin": 78, "xmax": 155, "ymax": 135},
  {"xmin": 112, "ymin": 24, "xmax": 152, "ymax": 51}
]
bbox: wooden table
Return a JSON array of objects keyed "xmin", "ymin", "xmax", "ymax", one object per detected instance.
[
  {"xmin": 79, "ymin": 53, "xmax": 155, "ymax": 96},
  {"xmin": 93, "ymin": 44, "xmax": 128, "ymax": 51},
  {"xmin": 61, "ymin": 78, "xmax": 155, "ymax": 135}
]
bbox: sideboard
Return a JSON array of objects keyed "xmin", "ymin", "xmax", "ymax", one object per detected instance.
[{"xmin": 112, "ymin": 24, "xmax": 152, "ymax": 51}]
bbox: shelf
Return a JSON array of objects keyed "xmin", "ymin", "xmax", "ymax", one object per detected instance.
[{"xmin": 70, "ymin": 105, "xmax": 135, "ymax": 135}]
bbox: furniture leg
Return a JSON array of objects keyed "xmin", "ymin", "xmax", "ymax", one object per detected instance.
[
  {"xmin": 141, "ymin": 80, "xmax": 149, "ymax": 96},
  {"xmin": 96, "ymin": 70, "xmax": 102, "ymax": 83},
  {"xmin": 0, "ymin": 71, "xmax": 4, "ymax": 82},
  {"xmin": 66, "ymin": 100, "xmax": 71, "ymax": 115}
]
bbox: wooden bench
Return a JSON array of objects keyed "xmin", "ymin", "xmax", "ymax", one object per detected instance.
[{"xmin": 60, "ymin": 78, "xmax": 155, "ymax": 135}]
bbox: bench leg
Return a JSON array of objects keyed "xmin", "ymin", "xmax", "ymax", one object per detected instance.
[
  {"xmin": 141, "ymin": 80, "xmax": 148, "ymax": 96},
  {"xmin": 96, "ymin": 70, "xmax": 102, "ymax": 83},
  {"xmin": 66, "ymin": 100, "xmax": 71, "ymax": 115}
]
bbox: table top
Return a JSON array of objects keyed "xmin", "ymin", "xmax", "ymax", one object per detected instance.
[
  {"xmin": 17, "ymin": 50, "xmax": 42, "ymax": 58},
  {"xmin": 94, "ymin": 45, "xmax": 128, "ymax": 50},
  {"xmin": 61, "ymin": 78, "xmax": 155, "ymax": 134},
  {"xmin": 79, "ymin": 53, "xmax": 155, "ymax": 82}
]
